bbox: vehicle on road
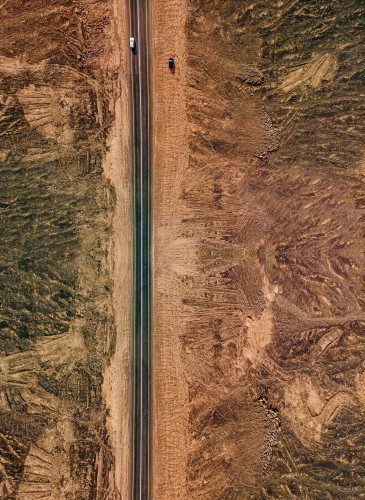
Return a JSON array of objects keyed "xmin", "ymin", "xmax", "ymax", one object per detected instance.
[
  {"xmin": 130, "ymin": 37, "xmax": 136, "ymax": 49},
  {"xmin": 168, "ymin": 57, "xmax": 174, "ymax": 69}
]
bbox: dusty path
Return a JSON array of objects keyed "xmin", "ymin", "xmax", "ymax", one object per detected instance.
[
  {"xmin": 152, "ymin": 0, "xmax": 189, "ymax": 497},
  {"xmin": 102, "ymin": 0, "xmax": 132, "ymax": 498}
]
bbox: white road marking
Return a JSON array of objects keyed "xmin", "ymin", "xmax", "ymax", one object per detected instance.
[{"xmin": 136, "ymin": 0, "xmax": 144, "ymax": 497}]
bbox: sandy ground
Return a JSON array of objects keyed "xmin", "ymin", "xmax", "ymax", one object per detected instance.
[
  {"xmin": 151, "ymin": 0, "xmax": 189, "ymax": 497},
  {"xmin": 151, "ymin": 0, "xmax": 278, "ymax": 496},
  {"xmin": 102, "ymin": 0, "xmax": 131, "ymax": 498}
]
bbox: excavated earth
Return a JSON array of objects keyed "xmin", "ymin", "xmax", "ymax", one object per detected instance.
[{"xmin": 153, "ymin": 0, "xmax": 365, "ymax": 498}]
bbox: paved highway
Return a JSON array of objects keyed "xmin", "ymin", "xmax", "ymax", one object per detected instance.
[{"xmin": 128, "ymin": 0, "xmax": 152, "ymax": 498}]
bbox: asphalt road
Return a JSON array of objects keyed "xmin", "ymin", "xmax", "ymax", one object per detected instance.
[{"xmin": 129, "ymin": 0, "xmax": 152, "ymax": 498}]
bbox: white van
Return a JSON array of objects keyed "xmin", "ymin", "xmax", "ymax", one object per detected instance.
[{"xmin": 130, "ymin": 37, "xmax": 136, "ymax": 49}]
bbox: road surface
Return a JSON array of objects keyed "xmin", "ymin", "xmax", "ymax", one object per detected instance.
[{"xmin": 129, "ymin": 0, "xmax": 152, "ymax": 498}]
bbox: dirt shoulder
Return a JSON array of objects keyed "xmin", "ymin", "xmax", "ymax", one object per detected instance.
[
  {"xmin": 152, "ymin": 0, "xmax": 189, "ymax": 497},
  {"xmin": 102, "ymin": 0, "xmax": 131, "ymax": 498}
]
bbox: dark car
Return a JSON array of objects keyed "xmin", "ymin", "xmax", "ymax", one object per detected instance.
[{"xmin": 168, "ymin": 57, "xmax": 174, "ymax": 69}]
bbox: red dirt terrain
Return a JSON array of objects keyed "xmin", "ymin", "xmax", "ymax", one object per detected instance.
[{"xmin": 153, "ymin": 0, "xmax": 365, "ymax": 498}]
